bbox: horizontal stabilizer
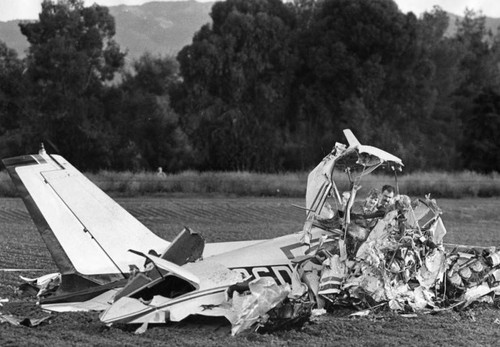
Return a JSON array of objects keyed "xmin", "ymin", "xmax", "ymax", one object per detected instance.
[
  {"xmin": 161, "ymin": 227, "xmax": 204, "ymax": 265},
  {"xmin": 128, "ymin": 250, "xmax": 200, "ymax": 287}
]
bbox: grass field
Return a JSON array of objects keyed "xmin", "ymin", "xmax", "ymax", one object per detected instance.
[{"xmin": 0, "ymin": 196, "xmax": 500, "ymax": 346}]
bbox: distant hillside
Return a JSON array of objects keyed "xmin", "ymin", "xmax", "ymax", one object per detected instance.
[
  {"xmin": 0, "ymin": 0, "xmax": 214, "ymax": 61},
  {"xmin": 0, "ymin": 20, "xmax": 27, "ymax": 55},
  {"xmin": 0, "ymin": 1, "xmax": 499, "ymax": 62},
  {"xmin": 111, "ymin": 1, "xmax": 213, "ymax": 62},
  {"xmin": 446, "ymin": 13, "xmax": 500, "ymax": 37}
]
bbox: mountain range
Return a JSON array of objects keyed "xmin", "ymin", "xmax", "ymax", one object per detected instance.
[
  {"xmin": 0, "ymin": 1, "xmax": 214, "ymax": 61},
  {"xmin": 0, "ymin": 1, "xmax": 499, "ymax": 62}
]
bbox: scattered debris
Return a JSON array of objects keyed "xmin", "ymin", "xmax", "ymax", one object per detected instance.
[
  {"xmin": 18, "ymin": 273, "xmax": 61, "ymax": 298},
  {"xmin": 0, "ymin": 313, "xmax": 51, "ymax": 327},
  {"xmin": 215, "ymin": 130, "xmax": 500, "ymax": 333},
  {"xmin": 311, "ymin": 308, "xmax": 327, "ymax": 317},
  {"xmin": 400, "ymin": 314, "xmax": 418, "ymax": 318},
  {"xmin": 349, "ymin": 309, "xmax": 370, "ymax": 317},
  {"xmin": 134, "ymin": 322, "xmax": 149, "ymax": 335},
  {"xmin": 288, "ymin": 193, "xmax": 500, "ymax": 319},
  {"xmin": 228, "ymin": 277, "xmax": 291, "ymax": 336}
]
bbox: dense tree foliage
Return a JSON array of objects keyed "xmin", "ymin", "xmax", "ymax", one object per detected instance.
[
  {"xmin": 19, "ymin": 0, "xmax": 125, "ymax": 169},
  {"xmin": 175, "ymin": 0, "xmax": 500, "ymax": 172},
  {"xmin": 0, "ymin": 42, "xmax": 26, "ymax": 157},
  {"xmin": 462, "ymin": 88, "xmax": 500, "ymax": 172},
  {"xmin": 0, "ymin": 0, "xmax": 499, "ymax": 172},
  {"xmin": 104, "ymin": 53, "xmax": 193, "ymax": 171},
  {"xmin": 176, "ymin": 0, "xmax": 298, "ymax": 170},
  {"xmin": 291, "ymin": 0, "xmax": 422, "ymax": 166}
]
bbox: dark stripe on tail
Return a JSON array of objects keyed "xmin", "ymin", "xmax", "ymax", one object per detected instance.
[{"xmin": 2, "ymin": 155, "xmax": 75, "ymax": 275}]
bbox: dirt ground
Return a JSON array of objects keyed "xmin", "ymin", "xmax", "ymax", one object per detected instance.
[{"xmin": 1, "ymin": 197, "xmax": 500, "ymax": 346}]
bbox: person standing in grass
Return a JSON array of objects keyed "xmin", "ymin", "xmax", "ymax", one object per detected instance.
[{"xmin": 156, "ymin": 167, "xmax": 166, "ymax": 178}]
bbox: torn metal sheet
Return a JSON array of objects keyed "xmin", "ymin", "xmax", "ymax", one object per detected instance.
[
  {"xmin": 41, "ymin": 289, "xmax": 119, "ymax": 312},
  {"xmin": 19, "ymin": 272, "xmax": 61, "ymax": 298},
  {"xmin": 160, "ymin": 227, "xmax": 204, "ymax": 265},
  {"xmin": 416, "ymin": 248, "xmax": 446, "ymax": 289},
  {"xmin": 229, "ymin": 278, "xmax": 290, "ymax": 336},
  {"xmin": 0, "ymin": 313, "xmax": 51, "ymax": 327}
]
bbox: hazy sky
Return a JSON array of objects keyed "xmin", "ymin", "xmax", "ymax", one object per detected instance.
[{"xmin": 0, "ymin": 0, "xmax": 499, "ymax": 21}]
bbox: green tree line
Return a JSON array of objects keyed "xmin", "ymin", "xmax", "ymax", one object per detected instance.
[{"xmin": 1, "ymin": 0, "xmax": 499, "ymax": 172}]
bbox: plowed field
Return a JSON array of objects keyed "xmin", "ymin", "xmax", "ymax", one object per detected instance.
[{"xmin": 1, "ymin": 197, "xmax": 500, "ymax": 346}]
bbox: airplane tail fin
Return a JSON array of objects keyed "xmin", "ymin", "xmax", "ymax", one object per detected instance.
[{"xmin": 2, "ymin": 153, "xmax": 170, "ymax": 280}]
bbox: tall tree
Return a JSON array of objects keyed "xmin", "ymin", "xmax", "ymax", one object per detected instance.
[
  {"xmin": 454, "ymin": 10, "xmax": 500, "ymax": 170},
  {"xmin": 177, "ymin": 0, "xmax": 298, "ymax": 171},
  {"xmin": 454, "ymin": 10, "xmax": 498, "ymax": 103},
  {"xmin": 462, "ymin": 88, "xmax": 500, "ymax": 172},
  {"xmin": 105, "ymin": 53, "xmax": 193, "ymax": 171},
  {"xmin": 0, "ymin": 41, "xmax": 27, "ymax": 157},
  {"xmin": 413, "ymin": 7, "xmax": 465, "ymax": 170},
  {"xmin": 291, "ymin": 0, "xmax": 422, "ymax": 167},
  {"xmin": 19, "ymin": 0, "xmax": 125, "ymax": 169}
]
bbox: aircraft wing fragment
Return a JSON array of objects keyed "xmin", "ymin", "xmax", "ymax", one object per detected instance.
[
  {"xmin": 160, "ymin": 227, "xmax": 204, "ymax": 264},
  {"xmin": 343, "ymin": 129, "xmax": 403, "ymax": 167},
  {"xmin": 128, "ymin": 250, "xmax": 201, "ymax": 287}
]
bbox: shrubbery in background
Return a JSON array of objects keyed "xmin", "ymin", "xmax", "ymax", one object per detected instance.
[{"xmin": 0, "ymin": 170, "xmax": 497, "ymax": 198}]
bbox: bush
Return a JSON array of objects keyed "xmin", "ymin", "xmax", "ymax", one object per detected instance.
[
  {"xmin": 87, "ymin": 170, "xmax": 500, "ymax": 198},
  {"xmin": 2, "ymin": 170, "xmax": 499, "ymax": 198}
]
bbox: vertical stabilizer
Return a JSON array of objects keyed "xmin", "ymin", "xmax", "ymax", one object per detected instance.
[{"xmin": 2, "ymin": 153, "xmax": 170, "ymax": 277}]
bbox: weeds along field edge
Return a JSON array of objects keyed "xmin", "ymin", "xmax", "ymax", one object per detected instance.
[{"xmin": 0, "ymin": 170, "xmax": 498, "ymax": 198}]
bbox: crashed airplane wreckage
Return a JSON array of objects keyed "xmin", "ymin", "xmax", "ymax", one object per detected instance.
[{"xmin": 3, "ymin": 129, "xmax": 500, "ymax": 335}]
